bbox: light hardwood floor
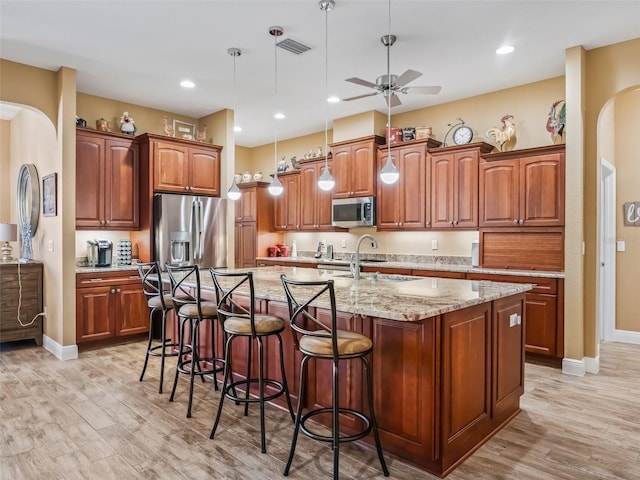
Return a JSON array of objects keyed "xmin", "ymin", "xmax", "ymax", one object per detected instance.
[{"xmin": 1, "ymin": 340, "xmax": 640, "ymax": 479}]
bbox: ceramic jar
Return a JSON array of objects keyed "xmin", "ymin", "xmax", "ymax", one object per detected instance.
[{"xmin": 242, "ymin": 172, "xmax": 252, "ymax": 183}]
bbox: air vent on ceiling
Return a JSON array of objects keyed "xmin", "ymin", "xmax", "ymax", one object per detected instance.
[{"xmin": 277, "ymin": 37, "xmax": 312, "ymax": 55}]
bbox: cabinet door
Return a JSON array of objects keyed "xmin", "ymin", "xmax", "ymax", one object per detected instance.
[
  {"xmin": 479, "ymin": 160, "xmax": 519, "ymax": 227},
  {"xmin": 282, "ymin": 174, "xmax": 300, "ymax": 231},
  {"xmin": 453, "ymin": 150, "xmax": 478, "ymax": 228},
  {"xmin": 524, "ymin": 293, "xmax": 558, "ymax": 356},
  {"xmin": 431, "ymin": 153, "xmax": 453, "ymax": 228},
  {"xmin": 492, "ymin": 295, "xmax": 525, "ymax": 423},
  {"xmin": 235, "ymin": 222, "xmax": 257, "ymax": 268},
  {"xmin": 331, "ymin": 145, "xmax": 352, "ymax": 198},
  {"xmin": 153, "ymin": 141, "xmax": 189, "ymax": 192},
  {"xmin": 520, "ymin": 154, "xmax": 565, "ymax": 226},
  {"xmin": 76, "ymin": 134, "xmax": 105, "ymax": 228},
  {"xmin": 316, "ymin": 162, "xmax": 335, "ymax": 229},
  {"xmin": 189, "ymin": 147, "xmax": 220, "ymax": 195},
  {"xmin": 236, "ymin": 187, "xmax": 257, "ymax": 222},
  {"xmin": 76, "ymin": 286, "xmax": 115, "ymax": 343},
  {"xmin": 115, "ymin": 284, "xmax": 148, "ymax": 336},
  {"xmin": 399, "ymin": 145, "xmax": 427, "ymax": 228},
  {"xmin": 104, "ymin": 139, "xmax": 139, "ymax": 229},
  {"xmin": 299, "ymin": 163, "xmax": 319, "ymax": 230},
  {"xmin": 350, "ymin": 142, "xmax": 376, "ymax": 197},
  {"xmin": 376, "ymin": 149, "xmax": 401, "ymax": 229}
]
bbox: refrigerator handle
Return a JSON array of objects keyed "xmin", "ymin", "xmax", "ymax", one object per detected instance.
[{"xmin": 195, "ymin": 199, "xmax": 203, "ymax": 264}]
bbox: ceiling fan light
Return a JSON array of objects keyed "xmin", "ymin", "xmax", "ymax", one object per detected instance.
[
  {"xmin": 380, "ymin": 154, "xmax": 399, "ymax": 185},
  {"xmin": 227, "ymin": 179, "xmax": 241, "ymax": 200},
  {"xmin": 268, "ymin": 175, "xmax": 284, "ymax": 196},
  {"xmin": 317, "ymin": 165, "xmax": 335, "ymax": 191}
]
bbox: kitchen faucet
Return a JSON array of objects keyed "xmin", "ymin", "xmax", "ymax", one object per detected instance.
[{"xmin": 350, "ymin": 234, "xmax": 378, "ymax": 280}]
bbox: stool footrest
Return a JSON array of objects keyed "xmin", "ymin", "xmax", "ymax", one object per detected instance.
[
  {"xmin": 224, "ymin": 378, "xmax": 287, "ymax": 404},
  {"xmin": 176, "ymin": 358, "xmax": 225, "ymax": 377},
  {"xmin": 300, "ymin": 407, "xmax": 372, "ymax": 444},
  {"xmin": 148, "ymin": 342, "xmax": 180, "ymax": 357}
]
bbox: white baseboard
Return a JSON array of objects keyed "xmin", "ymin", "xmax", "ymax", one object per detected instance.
[
  {"xmin": 562, "ymin": 357, "xmax": 586, "ymax": 376},
  {"xmin": 43, "ymin": 335, "xmax": 78, "ymax": 361},
  {"xmin": 611, "ymin": 329, "xmax": 640, "ymax": 344}
]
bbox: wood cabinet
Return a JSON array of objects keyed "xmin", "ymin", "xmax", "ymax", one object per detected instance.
[
  {"xmin": 299, "ymin": 158, "xmax": 337, "ymax": 231},
  {"xmin": 330, "ymin": 135, "xmax": 384, "ymax": 198},
  {"xmin": 479, "ymin": 144, "xmax": 565, "ymax": 227},
  {"xmin": 273, "ymin": 171, "xmax": 301, "ymax": 231},
  {"xmin": 0, "ymin": 261, "xmax": 43, "ymax": 346},
  {"xmin": 76, "ymin": 270, "xmax": 148, "ymax": 344},
  {"xmin": 234, "ymin": 182, "xmax": 281, "ymax": 268},
  {"xmin": 376, "ymin": 140, "xmax": 430, "ymax": 230},
  {"xmin": 466, "ymin": 272, "xmax": 564, "ymax": 362},
  {"xmin": 137, "ymin": 133, "xmax": 222, "ymax": 196},
  {"xmin": 76, "ymin": 128, "xmax": 140, "ymax": 230},
  {"xmin": 429, "ymin": 142, "xmax": 493, "ymax": 229}
]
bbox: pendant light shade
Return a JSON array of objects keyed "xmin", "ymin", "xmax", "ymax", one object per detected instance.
[
  {"xmin": 227, "ymin": 47, "xmax": 242, "ymax": 200},
  {"xmin": 317, "ymin": 0, "xmax": 335, "ymax": 192},
  {"xmin": 227, "ymin": 178, "xmax": 241, "ymax": 200},
  {"xmin": 379, "ymin": 0, "xmax": 399, "ymax": 185},
  {"xmin": 267, "ymin": 174, "xmax": 284, "ymax": 196},
  {"xmin": 268, "ymin": 26, "xmax": 284, "ymax": 197}
]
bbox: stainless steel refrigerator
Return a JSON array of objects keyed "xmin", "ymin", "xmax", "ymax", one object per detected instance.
[{"xmin": 153, "ymin": 193, "xmax": 227, "ymax": 270}]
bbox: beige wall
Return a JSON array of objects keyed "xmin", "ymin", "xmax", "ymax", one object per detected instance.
[
  {"xmin": 583, "ymin": 38, "xmax": 640, "ymax": 357},
  {"xmin": 615, "ymin": 89, "xmax": 640, "ymax": 332},
  {"xmin": 0, "ymin": 121, "xmax": 10, "ymax": 222}
]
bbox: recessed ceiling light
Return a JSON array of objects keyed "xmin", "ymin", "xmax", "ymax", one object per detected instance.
[
  {"xmin": 496, "ymin": 45, "xmax": 515, "ymax": 55},
  {"xmin": 180, "ymin": 80, "xmax": 196, "ymax": 88},
  {"xmin": 274, "ymin": 112, "xmax": 285, "ymax": 120},
  {"xmin": 234, "ymin": 125, "xmax": 242, "ymax": 132},
  {"xmin": 327, "ymin": 96, "xmax": 340, "ymax": 103}
]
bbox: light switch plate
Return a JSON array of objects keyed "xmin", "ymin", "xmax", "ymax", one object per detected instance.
[
  {"xmin": 341, "ymin": 239, "xmax": 347, "ymax": 248},
  {"xmin": 617, "ymin": 240, "xmax": 626, "ymax": 252},
  {"xmin": 431, "ymin": 239, "xmax": 438, "ymax": 250}
]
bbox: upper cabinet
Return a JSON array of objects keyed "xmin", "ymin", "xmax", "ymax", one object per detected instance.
[
  {"xmin": 273, "ymin": 171, "xmax": 301, "ymax": 231},
  {"xmin": 377, "ymin": 140, "xmax": 432, "ymax": 230},
  {"xmin": 138, "ymin": 134, "xmax": 222, "ymax": 196},
  {"xmin": 430, "ymin": 142, "xmax": 493, "ymax": 229},
  {"xmin": 330, "ymin": 135, "xmax": 384, "ymax": 198},
  {"xmin": 479, "ymin": 145, "xmax": 565, "ymax": 227},
  {"xmin": 76, "ymin": 128, "xmax": 140, "ymax": 230},
  {"xmin": 299, "ymin": 158, "xmax": 338, "ymax": 231}
]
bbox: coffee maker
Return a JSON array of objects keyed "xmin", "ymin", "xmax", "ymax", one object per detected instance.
[{"xmin": 87, "ymin": 239, "xmax": 113, "ymax": 267}]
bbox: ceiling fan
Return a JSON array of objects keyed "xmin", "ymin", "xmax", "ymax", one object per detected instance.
[{"xmin": 342, "ymin": 34, "xmax": 441, "ymax": 107}]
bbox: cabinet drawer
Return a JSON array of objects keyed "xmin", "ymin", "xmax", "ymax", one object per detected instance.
[
  {"xmin": 412, "ymin": 269, "xmax": 466, "ymax": 279},
  {"xmin": 77, "ymin": 271, "xmax": 142, "ymax": 288},
  {"xmin": 466, "ymin": 273, "xmax": 557, "ymax": 295}
]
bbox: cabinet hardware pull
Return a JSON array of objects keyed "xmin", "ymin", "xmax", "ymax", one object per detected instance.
[
  {"xmin": 111, "ymin": 289, "xmax": 116, "ymax": 293},
  {"xmin": 117, "ymin": 289, "xmax": 121, "ymax": 293},
  {"xmin": 513, "ymin": 219, "xmax": 519, "ymax": 224},
  {"xmin": 519, "ymin": 219, "xmax": 524, "ymax": 224}
]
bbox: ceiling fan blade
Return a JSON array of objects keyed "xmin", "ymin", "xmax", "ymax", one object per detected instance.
[
  {"xmin": 385, "ymin": 92, "xmax": 402, "ymax": 108},
  {"xmin": 395, "ymin": 69, "xmax": 422, "ymax": 87},
  {"xmin": 342, "ymin": 91, "xmax": 379, "ymax": 102},
  {"xmin": 403, "ymin": 85, "xmax": 442, "ymax": 95},
  {"xmin": 345, "ymin": 77, "xmax": 377, "ymax": 89}
]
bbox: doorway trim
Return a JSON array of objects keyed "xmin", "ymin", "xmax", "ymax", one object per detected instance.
[{"xmin": 599, "ymin": 158, "xmax": 616, "ymax": 343}]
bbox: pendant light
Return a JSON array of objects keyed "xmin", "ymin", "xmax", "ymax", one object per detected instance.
[
  {"xmin": 268, "ymin": 26, "xmax": 284, "ymax": 197},
  {"xmin": 317, "ymin": 0, "xmax": 335, "ymax": 192},
  {"xmin": 227, "ymin": 47, "xmax": 242, "ymax": 201},
  {"xmin": 379, "ymin": 0, "xmax": 400, "ymax": 185}
]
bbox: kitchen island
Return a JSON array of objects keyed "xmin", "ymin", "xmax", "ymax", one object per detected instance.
[{"xmin": 190, "ymin": 266, "xmax": 532, "ymax": 477}]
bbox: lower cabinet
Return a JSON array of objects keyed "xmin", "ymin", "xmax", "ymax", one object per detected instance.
[
  {"xmin": 0, "ymin": 262, "xmax": 43, "ymax": 346},
  {"xmin": 76, "ymin": 271, "xmax": 148, "ymax": 344},
  {"xmin": 466, "ymin": 273, "xmax": 563, "ymax": 362}
]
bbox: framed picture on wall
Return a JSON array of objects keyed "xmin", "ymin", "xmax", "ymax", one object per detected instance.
[
  {"xmin": 173, "ymin": 119, "xmax": 196, "ymax": 140},
  {"xmin": 42, "ymin": 172, "xmax": 57, "ymax": 217}
]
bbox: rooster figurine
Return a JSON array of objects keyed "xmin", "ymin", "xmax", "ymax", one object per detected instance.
[
  {"xmin": 486, "ymin": 114, "xmax": 516, "ymax": 152},
  {"xmin": 546, "ymin": 100, "xmax": 566, "ymax": 144}
]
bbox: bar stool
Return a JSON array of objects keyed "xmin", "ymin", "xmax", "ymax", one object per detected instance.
[
  {"xmin": 208, "ymin": 269, "xmax": 294, "ymax": 454},
  {"xmin": 137, "ymin": 261, "xmax": 179, "ymax": 393},
  {"xmin": 280, "ymin": 275, "xmax": 389, "ymax": 479},
  {"xmin": 166, "ymin": 264, "xmax": 223, "ymax": 418}
]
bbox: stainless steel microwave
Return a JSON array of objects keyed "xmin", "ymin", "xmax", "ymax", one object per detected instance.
[{"xmin": 331, "ymin": 196, "xmax": 376, "ymax": 228}]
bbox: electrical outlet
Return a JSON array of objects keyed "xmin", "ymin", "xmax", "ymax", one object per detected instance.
[
  {"xmin": 341, "ymin": 239, "xmax": 347, "ymax": 248},
  {"xmin": 431, "ymin": 239, "xmax": 438, "ymax": 250},
  {"xmin": 48, "ymin": 240, "xmax": 54, "ymax": 252}
]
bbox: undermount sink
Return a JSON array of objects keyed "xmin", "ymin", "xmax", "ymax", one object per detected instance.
[{"xmin": 330, "ymin": 272, "xmax": 421, "ymax": 282}]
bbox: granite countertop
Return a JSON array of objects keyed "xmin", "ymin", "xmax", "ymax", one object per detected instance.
[
  {"xmin": 76, "ymin": 264, "xmax": 139, "ymax": 274},
  {"xmin": 168, "ymin": 266, "xmax": 532, "ymax": 322},
  {"xmin": 255, "ymin": 256, "xmax": 565, "ymax": 279}
]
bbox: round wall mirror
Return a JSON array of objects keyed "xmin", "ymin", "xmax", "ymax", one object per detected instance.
[{"xmin": 16, "ymin": 163, "xmax": 40, "ymax": 237}]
